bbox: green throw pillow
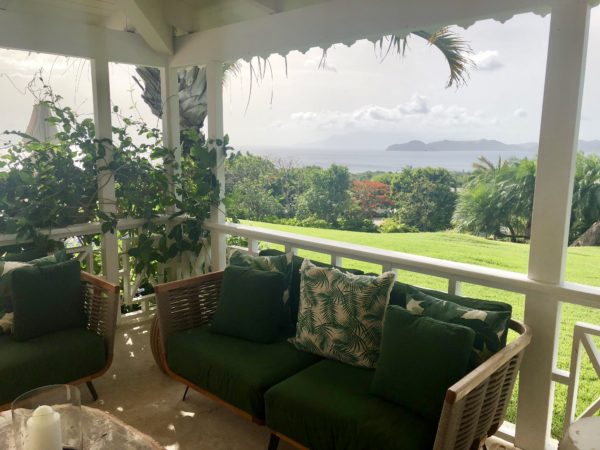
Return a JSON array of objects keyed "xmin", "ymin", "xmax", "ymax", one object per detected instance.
[
  {"xmin": 11, "ymin": 259, "xmax": 84, "ymax": 341},
  {"xmin": 0, "ymin": 261, "xmax": 30, "ymax": 313},
  {"xmin": 291, "ymin": 259, "xmax": 396, "ymax": 369},
  {"xmin": 0, "ymin": 249, "xmax": 70, "ymax": 314},
  {"xmin": 405, "ymin": 287, "xmax": 510, "ymax": 367},
  {"xmin": 211, "ymin": 265, "xmax": 287, "ymax": 344},
  {"xmin": 371, "ymin": 305, "xmax": 475, "ymax": 422},
  {"xmin": 229, "ymin": 249, "xmax": 293, "ymax": 321}
]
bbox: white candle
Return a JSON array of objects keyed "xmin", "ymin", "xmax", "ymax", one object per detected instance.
[{"xmin": 26, "ymin": 405, "xmax": 62, "ymax": 450}]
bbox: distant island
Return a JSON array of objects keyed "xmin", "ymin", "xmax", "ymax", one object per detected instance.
[{"xmin": 385, "ymin": 139, "xmax": 600, "ymax": 153}]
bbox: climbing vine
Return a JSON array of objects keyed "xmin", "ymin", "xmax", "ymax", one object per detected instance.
[{"xmin": 0, "ymin": 85, "xmax": 229, "ymax": 282}]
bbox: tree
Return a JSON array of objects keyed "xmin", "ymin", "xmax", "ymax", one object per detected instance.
[
  {"xmin": 350, "ymin": 180, "xmax": 394, "ymax": 219},
  {"xmin": 452, "ymin": 158, "xmax": 536, "ymax": 241},
  {"xmin": 297, "ymin": 165, "xmax": 352, "ymax": 225},
  {"xmin": 391, "ymin": 167, "xmax": 457, "ymax": 231},
  {"xmin": 224, "ymin": 152, "xmax": 283, "ymax": 221},
  {"xmin": 570, "ymin": 153, "xmax": 600, "ymax": 242}
]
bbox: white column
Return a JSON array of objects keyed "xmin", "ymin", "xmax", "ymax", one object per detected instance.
[
  {"xmin": 515, "ymin": 2, "xmax": 590, "ymax": 449},
  {"xmin": 161, "ymin": 66, "xmax": 182, "ymax": 280},
  {"xmin": 206, "ymin": 60, "xmax": 226, "ymax": 271},
  {"xmin": 160, "ymin": 66, "xmax": 181, "ymax": 199},
  {"xmin": 91, "ymin": 58, "xmax": 119, "ymax": 284}
]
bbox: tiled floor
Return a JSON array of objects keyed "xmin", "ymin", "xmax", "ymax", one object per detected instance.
[{"xmin": 85, "ymin": 321, "xmax": 518, "ymax": 450}]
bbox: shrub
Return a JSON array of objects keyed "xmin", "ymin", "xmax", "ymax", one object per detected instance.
[{"xmin": 379, "ymin": 218, "xmax": 418, "ymax": 233}]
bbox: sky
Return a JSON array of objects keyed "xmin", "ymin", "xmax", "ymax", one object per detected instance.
[{"xmin": 0, "ymin": 9, "xmax": 599, "ymax": 151}]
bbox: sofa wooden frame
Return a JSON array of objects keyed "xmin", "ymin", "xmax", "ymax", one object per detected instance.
[
  {"xmin": 153, "ymin": 270, "xmax": 532, "ymax": 450},
  {"xmin": 0, "ymin": 271, "xmax": 120, "ymax": 410}
]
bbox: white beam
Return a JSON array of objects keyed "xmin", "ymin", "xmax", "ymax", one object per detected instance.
[
  {"xmin": 516, "ymin": 1, "xmax": 591, "ymax": 449},
  {"xmin": 91, "ymin": 58, "xmax": 120, "ymax": 284},
  {"xmin": 0, "ymin": 9, "xmax": 167, "ymax": 66},
  {"xmin": 206, "ymin": 61, "xmax": 227, "ymax": 271},
  {"xmin": 171, "ymin": 0, "xmax": 554, "ymax": 66},
  {"xmin": 120, "ymin": 0, "xmax": 174, "ymax": 55}
]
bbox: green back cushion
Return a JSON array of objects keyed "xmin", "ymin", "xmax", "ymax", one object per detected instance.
[
  {"xmin": 11, "ymin": 259, "xmax": 84, "ymax": 341},
  {"xmin": 229, "ymin": 250, "xmax": 293, "ymax": 324},
  {"xmin": 259, "ymin": 249, "xmax": 364, "ymax": 325},
  {"xmin": 405, "ymin": 287, "xmax": 510, "ymax": 367},
  {"xmin": 371, "ymin": 306, "xmax": 475, "ymax": 422},
  {"xmin": 0, "ymin": 250, "xmax": 70, "ymax": 314},
  {"xmin": 2, "ymin": 247, "xmax": 48, "ymax": 262},
  {"xmin": 291, "ymin": 260, "xmax": 395, "ymax": 369},
  {"xmin": 388, "ymin": 281, "xmax": 512, "ymax": 346},
  {"xmin": 211, "ymin": 266, "xmax": 287, "ymax": 344}
]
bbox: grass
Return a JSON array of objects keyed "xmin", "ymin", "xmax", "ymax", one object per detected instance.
[{"xmin": 243, "ymin": 220, "xmax": 600, "ymax": 439}]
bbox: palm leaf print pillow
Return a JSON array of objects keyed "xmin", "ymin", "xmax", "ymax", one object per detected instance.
[{"xmin": 291, "ymin": 259, "xmax": 396, "ymax": 368}]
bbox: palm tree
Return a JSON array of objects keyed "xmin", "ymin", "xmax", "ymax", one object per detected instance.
[{"xmin": 134, "ymin": 27, "xmax": 472, "ymax": 134}]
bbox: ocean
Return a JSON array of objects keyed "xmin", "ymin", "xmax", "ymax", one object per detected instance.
[{"xmin": 243, "ymin": 147, "xmax": 540, "ymax": 173}]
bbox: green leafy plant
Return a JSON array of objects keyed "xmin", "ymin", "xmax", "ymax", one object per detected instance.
[{"xmin": 0, "ymin": 85, "xmax": 228, "ymax": 284}]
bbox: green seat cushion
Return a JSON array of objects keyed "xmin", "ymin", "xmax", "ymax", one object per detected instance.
[
  {"xmin": 12, "ymin": 260, "xmax": 84, "ymax": 341},
  {"xmin": 265, "ymin": 359, "xmax": 436, "ymax": 450},
  {"xmin": 211, "ymin": 266, "xmax": 286, "ymax": 344},
  {"xmin": 371, "ymin": 306, "xmax": 475, "ymax": 422},
  {"xmin": 0, "ymin": 328, "xmax": 106, "ymax": 405},
  {"xmin": 167, "ymin": 325, "xmax": 321, "ymax": 418},
  {"xmin": 405, "ymin": 287, "xmax": 510, "ymax": 367},
  {"xmin": 389, "ymin": 281, "xmax": 512, "ymax": 346},
  {"xmin": 259, "ymin": 249, "xmax": 364, "ymax": 325}
]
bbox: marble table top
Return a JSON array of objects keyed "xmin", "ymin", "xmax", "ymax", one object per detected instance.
[{"xmin": 0, "ymin": 405, "xmax": 162, "ymax": 449}]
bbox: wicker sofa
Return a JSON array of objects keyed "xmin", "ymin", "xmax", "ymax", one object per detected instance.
[
  {"xmin": 0, "ymin": 271, "xmax": 120, "ymax": 408},
  {"xmin": 153, "ymin": 256, "xmax": 531, "ymax": 450}
]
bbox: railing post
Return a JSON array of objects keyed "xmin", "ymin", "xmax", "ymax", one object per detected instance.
[
  {"xmin": 206, "ymin": 60, "xmax": 227, "ymax": 271},
  {"xmin": 330, "ymin": 254, "xmax": 343, "ymax": 267},
  {"xmin": 91, "ymin": 57, "xmax": 119, "ymax": 284},
  {"xmin": 447, "ymin": 279, "xmax": 462, "ymax": 296},
  {"xmin": 161, "ymin": 65, "xmax": 181, "ymax": 280},
  {"xmin": 248, "ymin": 238, "xmax": 260, "ymax": 256},
  {"xmin": 284, "ymin": 244, "xmax": 298, "ymax": 256},
  {"xmin": 516, "ymin": 2, "xmax": 590, "ymax": 448}
]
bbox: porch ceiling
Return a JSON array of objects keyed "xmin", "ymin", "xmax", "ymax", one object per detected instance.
[{"xmin": 0, "ymin": 0, "xmax": 597, "ymax": 66}]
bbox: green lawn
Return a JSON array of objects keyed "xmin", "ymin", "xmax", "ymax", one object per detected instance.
[{"xmin": 243, "ymin": 221, "xmax": 600, "ymax": 438}]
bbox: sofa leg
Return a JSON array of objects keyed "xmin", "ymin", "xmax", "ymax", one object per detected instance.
[
  {"xmin": 86, "ymin": 381, "xmax": 98, "ymax": 401},
  {"xmin": 182, "ymin": 386, "xmax": 190, "ymax": 401},
  {"xmin": 267, "ymin": 433, "xmax": 280, "ymax": 450}
]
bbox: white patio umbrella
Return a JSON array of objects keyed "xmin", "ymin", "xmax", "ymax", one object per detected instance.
[{"xmin": 24, "ymin": 102, "xmax": 58, "ymax": 143}]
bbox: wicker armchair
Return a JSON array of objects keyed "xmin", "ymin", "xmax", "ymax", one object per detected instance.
[
  {"xmin": 79, "ymin": 271, "xmax": 120, "ymax": 399},
  {"xmin": 152, "ymin": 270, "xmax": 531, "ymax": 450},
  {"xmin": 0, "ymin": 271, "xmax": 119, "ymax": 410}
]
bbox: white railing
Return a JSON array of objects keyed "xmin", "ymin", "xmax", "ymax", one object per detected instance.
[
  {"xmin": 0, "ymin": 217, "xmax": 176, "ymax": 325},
  {"xmin": 205, "ymin": 221, "xmax": 600, "ymax": 442},
  {"xmin": 563, "ymin": 322, "xmax": 600, "ymax": 434}
]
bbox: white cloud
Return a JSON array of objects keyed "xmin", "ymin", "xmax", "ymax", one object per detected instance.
[
  {"xmin": 513, "ymin": 108, "xmax": 528, "ymax": 118},
  {"xmin": 281, "ymin": 94, "xmax": 496, "ymax": 132},
  {"xmin": 473, "ymin": 50, "xmax": 503, "ymax": 71}
]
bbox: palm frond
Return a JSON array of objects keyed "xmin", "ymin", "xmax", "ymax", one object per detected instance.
[{"xmin": 411, "ymin": 28, "xmax": 473, "ymax": 88}]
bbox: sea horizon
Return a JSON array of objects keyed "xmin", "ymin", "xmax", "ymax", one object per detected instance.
[{"xmin": 238, "ymin": 146, "xmax": 543, "ymax": 173}]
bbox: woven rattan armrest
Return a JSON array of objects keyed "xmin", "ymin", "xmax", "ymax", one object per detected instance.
[
  {"xmin": 80, "ymin": 271, "xmax": 120, "ymax": 360},
  {"xmin": 154, "ymin": 270, "xmax": 224, "ymax": 356},
  {"xmin": 433, "ymin": 319, "xmax": 532, "ymax": 450}
]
